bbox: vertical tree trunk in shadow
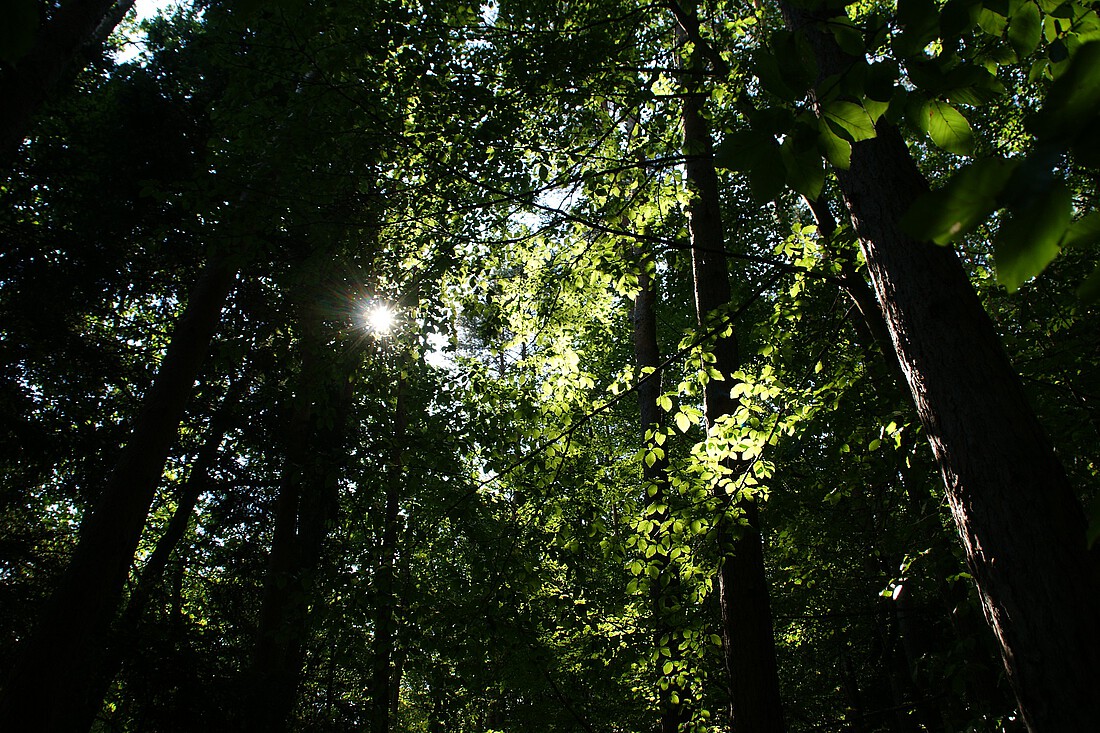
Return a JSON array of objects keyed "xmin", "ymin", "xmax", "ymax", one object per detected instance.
[
  {"xmin": 369, "ymin": 361, "xmax": 408, "ymax": 733},
  {"xmin": 677, "ymin": 5, "xmax": 785, "ymax": 728},
  {"xmin": 0, "ymin": 256, "xmax": 236, "ymax": 732},
  {"xmin": 246, "ymin": 303, "xmax": 353, "ymax": 733},
  {"xmin": 781, "ymin": 6, "xmax": 1100, "ymax": 729}
]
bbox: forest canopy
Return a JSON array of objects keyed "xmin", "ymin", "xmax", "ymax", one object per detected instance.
[{"xmin": 1, "ymin": 0, "xmax": 1098, "ymax": 731}]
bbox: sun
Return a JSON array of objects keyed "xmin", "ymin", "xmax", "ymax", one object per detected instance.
[{"xmin": 363, "ymin": 304, "xmax": 397, "ymax": 335}]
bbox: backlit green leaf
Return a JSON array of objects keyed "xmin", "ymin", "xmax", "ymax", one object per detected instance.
[
  {"xmin": 917, "ymin": 100, "xmax": 975, "ymax": 154},
  {"xmin": 994, "ymin": 182, "xmax": 1072, "ymax": 291},
  {"xmin": 901, "ymin": 157, "xmax": 1018, "ymax": 244},
  {"xmin": 781, "ymin": 134, "xmax": 825, "ymax": 199},
  {"xmin": 1029, "ymin": 41, "xmax": 1100, "ymax": 144},
  {"xmin": 675, "ymin": 411, "xmax": 692, "ymax": 433},
  {"xmin": 1008, "ymin": 1, "xmax": 1042, "ymax": 59},
  {"xmin": 1077, "ymin": 266, "xmax": 1100, "ymax": 303},
  {"xmin": 818, "ymin": 120, "xmax": 852, "ymax": 169},
  {"xmin": 823, "ymin": 101, "xmax": 877, "ymax": 142},
  {"xmin": 1061, "ymin": 211, "xmax": 1100, "ymax": 249}
]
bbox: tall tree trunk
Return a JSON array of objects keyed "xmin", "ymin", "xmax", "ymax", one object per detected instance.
[
  {"xmin": 246, "ymin": 305, "xmax": 351, "ymax": 733},
  {"xmin": 0, "ymin": 255, "xmax": 236, "ymax": 732},
  {"xmin": 369, "ymin": 362, "xmax": 408, "ymax": 733},
  {"xmin": 1, "ymin": 0, "xmax": 136, "ymax": 173},
  {"xmin": 781, "ymin": 6, "xmax": 1100, "ymax": 730},
  {"xmin": 677, "ymin": 7, "xmax": 785, "ymax": 729},
  {"xmin": 631, "ymin": 261, "xmax": 688, "ymax": 733}
]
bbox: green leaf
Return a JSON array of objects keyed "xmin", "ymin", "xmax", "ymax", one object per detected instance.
[
  {"xmin": 781, "ymin": 133, "xmax": 825, "ymax": 199},
  {"xmin": 823, "ymin": 101, "xmax": 878, "ymax": 142},
  {"xmin": 977, "ymin": 8, "xmax": 1009, "ymax": 35},
  {"xmin": 1061, "ymin": 211, "xmax": 1100, "ymax": 250},
  {"xmin": 896, "ymin": 0, "xmax": 941, "ymax": 55},
  {"xmin": 717, "ymin": 129, "xmax": 788, "ymax": 202},
  {"xmin": 1029, "ymin": 41, "xmax": 1100, "ymax": 144},
  {"xmin": 773, "ymin": 30, "xmax": 819, "ymax": 97},
  {"xmin": 748, "ymin": 145, "xmax": 788, "ymax": 203},
  {"xmin": 675, "ymin": 411, "xmax": 692, "ymax": 433},
  {"xmin": 1077, "ymin": 266, "xmax": 1100, "ymax": 303},
  {"xmin": 828, "ymin": 16, "xmax": 866, "ymax": 56},
  {"xmin": 753, "ymin": 48, "xmax": 800, "ymax": 102},
  {"xmin": 818, "ymin": 120, "xmax": 853, "ymax": 169},
  {"xmin": 901, "ymin": 157, "xmax": 1018, "ymax": 244},
  {"xmin": 1008, "ymin": 1, "xmax": 1042, "ymax": 59},
  {"xmin": 714, "ymin": 129, "xmax": 770, "ymax": 172},
  {"xmin": 994, "ymin": 182, "xmax": 1073, "ymax": 291},
  {"xmin": 941, "ymin": 0, "xmax": 983, "ymax": 38},
  {"xmin": 866, "ymin": 61, "xmax": 900, "ymax": 102},
  {"xmin": 916, "ymin": 100, "xmax": 975, "ymax": 154}
]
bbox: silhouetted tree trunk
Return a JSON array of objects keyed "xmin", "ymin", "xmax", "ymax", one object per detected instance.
[
  {"xmin": 78, "ymin": 368, "xmax": 251, "ymax": 730},
  {"xmin": 246, "ymin": 302, "xmax": 353, "ymax": 733},
  {"xmin": 1, "ymin": 0, "xmax": 135, "ymax": 173},
  {"xmin": 678, "ymin": 5, "xmax": 785, "ymax": 729},
  {"xmin": 782, "ymin": 6, "xmax": 1100, "ymax": 730},
  {"xmin": 369, "ymin": 363, "xmax": 408, "ymax": 733},
  {"xmin": 0, "ymin": 256, "xmax": 236, "ymax": 731}
]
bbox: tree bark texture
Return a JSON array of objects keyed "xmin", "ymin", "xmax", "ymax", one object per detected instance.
[
  {"xmin": 0, "ymin": 255, "xmax": 236, "ymax": 732},
  {"xmin": 782, "ymin": 6, "xmax": 1100, "ymax": 730},
  {"xmin": 1, "ymin": 0, "xmax": 136, "ymax": 173},
  {"xmin": 680, "ymin": 30, "xmax": 786, "ymax": 733}
]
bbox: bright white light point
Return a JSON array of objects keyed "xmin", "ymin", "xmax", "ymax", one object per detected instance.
[{"xmin": 364, "ymin": 304, "xmax": 396, "ymax": 334}]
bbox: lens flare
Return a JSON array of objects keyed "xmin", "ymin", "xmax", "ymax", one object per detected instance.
[{"xmin": 363, "ymin": 304, "xmax": 396, "ymax": 335}]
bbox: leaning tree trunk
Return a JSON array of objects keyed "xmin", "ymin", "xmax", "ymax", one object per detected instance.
[
  {"xmin": 631, "ymin": 261, "xmax": 689, "ymax": 733},
  {"xmin": 781, "ymin": 6, "xmax": 1100, "ymax": 730},
  {"xmin": 678, "ymin": 9, "xmax": 786, "ymax": 730},
  {"xmin": 1, "ymin": 0, "xmax": 136, "ymax": 173},
  {"xmin": 76, "ymin": 368, "xmax": 251, "ymax": 731},
  {"xmin": 0, "ymin": 256, "xmax": 236, "ymax": 731}
]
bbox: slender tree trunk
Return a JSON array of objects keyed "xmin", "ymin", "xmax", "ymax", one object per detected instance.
[
  {"xmin": 0, "ymin": 255, "xmax": 235, "ymax": 731},
  {"xmin": 678, "ymin": 9, "xmax": 785, "ymax": 729},
  {"xmin": 782, "ymin": 6, "xmax": 1100, "ymax": 730},
  {"xmin": 369, "ymin": 365, "xmax": 408, "ymax": 733},
  {"xmin": 246, "ymin": 304, "xmax": 351, "ymax": 733},
  {"xmin": 631, "ymin": 262, "xmax": 688, "ymax": 733},
  {"xmin": 1, "ymin": 0, "xmax": 136, "ymax": 173}
]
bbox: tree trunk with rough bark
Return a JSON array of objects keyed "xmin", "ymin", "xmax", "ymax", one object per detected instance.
[{"xmin": 782, "ymin": 6, "xmax": 1100, "ymax": 730}]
